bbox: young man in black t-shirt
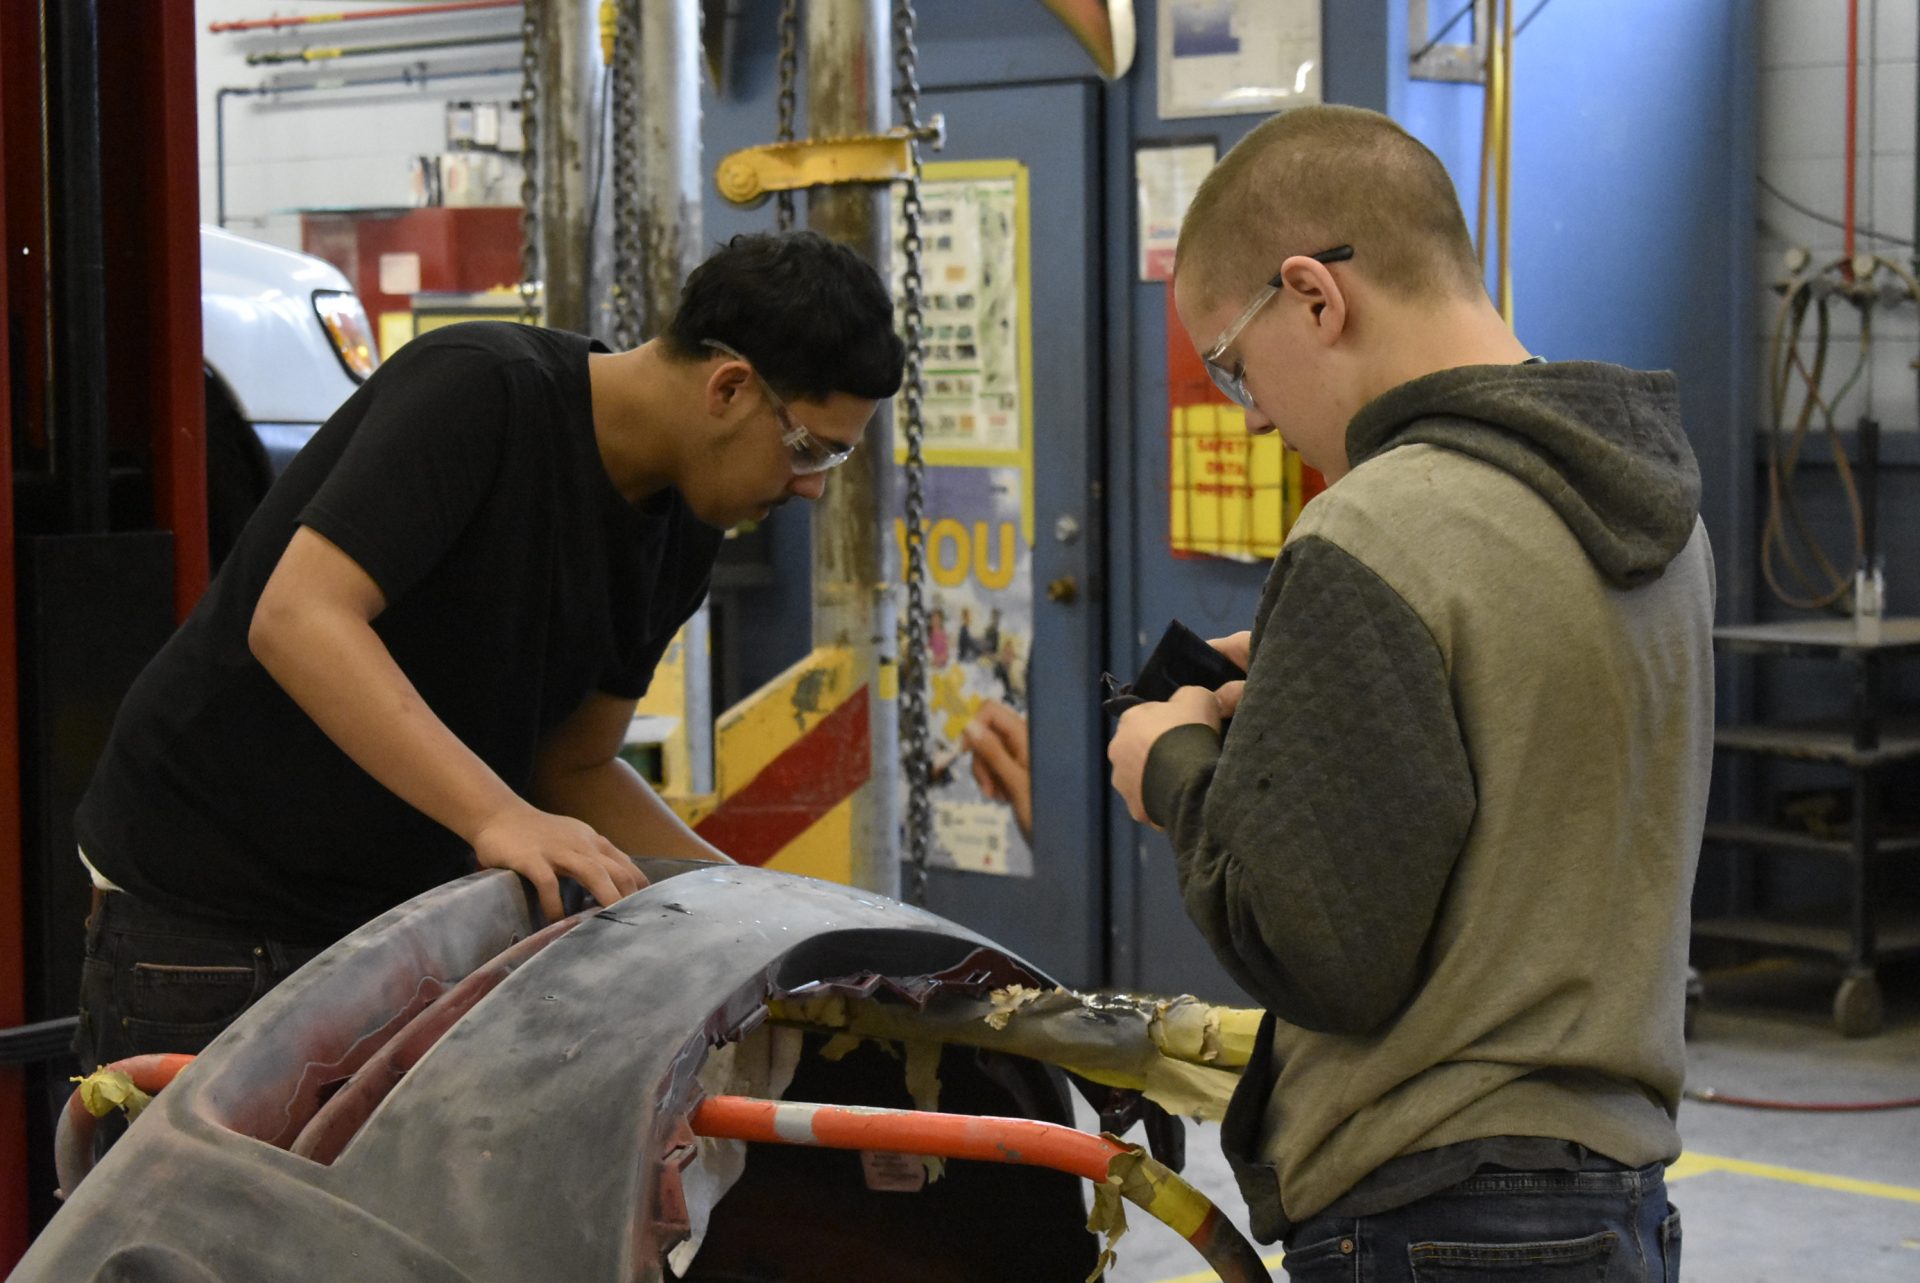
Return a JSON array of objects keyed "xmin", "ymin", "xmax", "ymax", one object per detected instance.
[{"xmin": 72, "ymin": 232, "xmax": 904, "ymax": 1068}]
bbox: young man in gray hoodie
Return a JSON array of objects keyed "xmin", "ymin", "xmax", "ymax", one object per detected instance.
[{"xmin": 1107, "ymin": 105, "xmax": 1711, "ymax": 1280}]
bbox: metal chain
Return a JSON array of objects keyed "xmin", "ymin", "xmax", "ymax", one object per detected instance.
[
  {"xmin": 893, "ymin": 0, "xmax": 935, "ymax": 905},
  {"xmin": 609, "ymin": 0, "xmax": 643, "ymax": 349},
  {"xmin": 774, "ymin": 0, "xmax": 801, "ymax": 232},
  {"xmin": 516, "ymin": 0, "xmax": 541, "ymax": 325}
]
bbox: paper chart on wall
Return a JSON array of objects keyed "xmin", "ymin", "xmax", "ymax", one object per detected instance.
[{"xmin": 889, "ymin": 175, "xmax": 1024, "ymax": 457}]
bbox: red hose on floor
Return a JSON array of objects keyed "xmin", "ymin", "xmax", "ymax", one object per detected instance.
[{"xmin": 1686, "ymin": 1087, "xmax": 1920, "ymax": 1113}]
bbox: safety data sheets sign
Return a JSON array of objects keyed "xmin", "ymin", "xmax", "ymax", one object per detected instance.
[{"xmin": 1164, "ymin": 288, "xmax": 1322, "ymax": 562}]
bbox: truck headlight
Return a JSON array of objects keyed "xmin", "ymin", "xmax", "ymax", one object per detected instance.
[{"xmin": 312, "ymin": 290, "xmax": 380, "ymax": 382}]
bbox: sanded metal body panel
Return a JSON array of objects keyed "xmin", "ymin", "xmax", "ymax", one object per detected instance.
[{"xmin": 13, "ymin": 865, "xmax": 1089, "ymax": 1282}]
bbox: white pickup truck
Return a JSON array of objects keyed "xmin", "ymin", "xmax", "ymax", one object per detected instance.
[{"xmin": 200, "ymin": 225, "xmax": 379, "ymax": 564}]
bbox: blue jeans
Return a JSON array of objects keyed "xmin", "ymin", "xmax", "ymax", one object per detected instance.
[
  {"xmin": 1282, "ymin": 1163, "xmax": 1680, "ymax": 1282},
  {"xmin": 73, "ymin": 888, "xmax": 325, "ymax": 1073}
]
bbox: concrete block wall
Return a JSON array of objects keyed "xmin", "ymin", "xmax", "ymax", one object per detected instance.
[
  {"xmin": 196, "ymin": 0, "xmax": 525, "ymax": 251},
  {"xmin": 1753, "ymin": 0, "xmax": 1920, "ymax": 632},
  {"xmin": 1742, "ymin": 3, "xmax": 1920, "ymax": 920}
]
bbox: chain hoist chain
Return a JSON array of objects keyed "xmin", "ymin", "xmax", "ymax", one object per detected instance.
[
  {"xmin": 516, "ymin": 0, "xmax": 541, "ymax": 325},
  {"xmin": 893, "ymin": 0, "xmax": 935, "ymax": 906},
  {"xmin": 774, "ymin": 0, "xmax": 801, "ymax": 232},
  {"xmin": 609, "ymin": 0, "xmax": 643, "ymax": 349}
]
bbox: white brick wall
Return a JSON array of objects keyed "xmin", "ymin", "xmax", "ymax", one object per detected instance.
[
  {"xmin": 197, "ymin": 0, "xmax": 525, "ymax": 251},
  {"xmin": 1758, "ymin": 0, "xmax": 1920, "ymax": 431}
]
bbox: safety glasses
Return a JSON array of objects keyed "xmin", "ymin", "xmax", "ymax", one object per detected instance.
[
  {"xmin": 703, "ymin": 339, "xmax": 858, "ymax": 476},
  {"xmin": 1200, "ymin": 244, "xmax": 1354, "ymax": 411}
]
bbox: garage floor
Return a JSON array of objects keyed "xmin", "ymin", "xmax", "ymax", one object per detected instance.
[{"xmin": 1086, "ymin": 961, "xmax": 1920, "ymax": 1283}]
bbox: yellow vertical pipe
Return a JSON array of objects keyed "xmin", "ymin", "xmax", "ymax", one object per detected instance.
[
  {"xmin": 1475, "ymin": 0, "xmax": 1495, "ymax": 274},
  {"xmin": 1496, "ymin": 0, "xmax": 1514, "ymax": 326}
]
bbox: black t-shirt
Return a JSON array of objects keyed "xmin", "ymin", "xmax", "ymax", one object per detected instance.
[{"xmin": 77, "ymin": 323, "xmax": 722, "ymax": 943}]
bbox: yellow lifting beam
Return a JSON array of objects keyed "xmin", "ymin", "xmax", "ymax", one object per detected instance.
[{"xmin": 715, "ymin": 124, "xmax": 945, "ymax": 209}]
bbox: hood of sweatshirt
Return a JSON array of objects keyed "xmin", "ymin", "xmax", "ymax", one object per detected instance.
[{"xmin": 1343, "ymin": 361, "xmax": 1700, "ymax": 588}]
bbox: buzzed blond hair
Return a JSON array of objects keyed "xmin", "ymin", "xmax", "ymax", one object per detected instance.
[{"xmin": 1176, "ymin": 104, "xmax": 1482, "ymax": 311}]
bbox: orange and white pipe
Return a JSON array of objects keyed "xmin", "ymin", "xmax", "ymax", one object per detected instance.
[{"xmin": 690, "ymin": 1094, "xmax": 1270, "ymax": 1281}]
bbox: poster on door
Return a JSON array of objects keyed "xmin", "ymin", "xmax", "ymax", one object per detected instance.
[
  {"xmin": 893, "ymin": 466, "xmax": 1033, "ymax": 877},
  {"xmin": 889, "ymin": 161, "xmax": 1035, "ymax": 878}
]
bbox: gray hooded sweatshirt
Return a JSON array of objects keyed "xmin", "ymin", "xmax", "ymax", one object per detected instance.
[{"xmin": 1141, "ymin": 360, "xmax": 1714, "ymax": 1241}]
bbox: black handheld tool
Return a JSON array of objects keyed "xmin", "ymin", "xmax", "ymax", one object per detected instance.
[{"xmin": 1101, "ymin": 619, "xmax": 1246, "ymax": 719}]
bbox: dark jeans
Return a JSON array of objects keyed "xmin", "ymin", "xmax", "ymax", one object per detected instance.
[
  {"xmin": 1282, "ymin": 1162, "xmax": 1680, "ymax": 1282},
  {"xmin": 73, "ymin": 888, "xmax": 326, "ymax": 1073}
]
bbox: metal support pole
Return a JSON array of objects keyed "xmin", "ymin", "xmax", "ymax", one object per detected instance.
[
  {"xmin": 215, "ymin": 88, "xmax": 233, "ymax": 229},
  {"xmin": 635, "ymin": 0, "xmax": 714, "ymax": 794},
  {"xmin": 806, "ymin": 0, "xmax": 899, "ymax": 897},
  {"xmin": 636, "ymin": 0, "xmax": 702, "ymax": 337},
  {"xmin": 535, "ymin": 0, "xmax": 602, "ymax": 335}
]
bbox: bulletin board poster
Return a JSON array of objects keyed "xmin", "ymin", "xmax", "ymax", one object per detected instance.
[
  {"xmin": 1165, "ymin": 287, "xmax": 1324, "ymax": 561},
  {"xmin": 888, "ymin": 161, "xmax": 1036, "ymax": 878}
]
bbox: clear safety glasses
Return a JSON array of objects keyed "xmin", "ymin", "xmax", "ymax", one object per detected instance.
[{"xmin": 1200, "ymin": 244, "xmax": 1354, "ymax": 410}]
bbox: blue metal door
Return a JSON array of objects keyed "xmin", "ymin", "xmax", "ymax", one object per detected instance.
[{"xmin": 907, "ymin": 80, "xmax": 1105, "ymax": 989}]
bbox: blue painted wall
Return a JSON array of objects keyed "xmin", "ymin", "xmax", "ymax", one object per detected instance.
[
  {"xmin": 1397, "ymin": 0, "xmax": 1757, "ymax": 632},
  {"xmin": 1112, "ymin": 0, "xmax": 1756, "ymax": 998}
]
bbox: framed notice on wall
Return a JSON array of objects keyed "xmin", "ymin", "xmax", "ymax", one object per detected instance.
[{"xmin": 1157, "ymin": 0, "xmax": 1322, "ymax": 120}]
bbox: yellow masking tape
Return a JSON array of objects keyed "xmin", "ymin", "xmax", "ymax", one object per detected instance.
[
  {"xmin": 73, "ymin": 1069, "xmax": 151, "ymax": 1121},
  {"xmin": 1105, "ymin": 1142, "xmax": 1213, "ymax": 1241}
]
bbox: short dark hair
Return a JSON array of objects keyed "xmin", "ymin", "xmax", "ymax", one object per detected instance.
[
  {"xmin": 1177, "ymin": 105, "xmax": 1483, "ymax": 310},
  {"xmin": 665, "ymin": 231, "xmax": 905, "ymax": 401}
]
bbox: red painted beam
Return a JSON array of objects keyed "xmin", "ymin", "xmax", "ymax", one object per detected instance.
[
  {"xmin": 153, "ymin": 0, "xmax": 208, "ymax": 616},
  {"xmin": 0, "ymin": 8, "xmax": 24, "ymax": 1271},
  {"xmin": 695, "ymin": 688, "xmax": 872, "ymax": 866},
  {"xmin": 101, "ymin": 0, "xmax": 206, "ymax": 616}
]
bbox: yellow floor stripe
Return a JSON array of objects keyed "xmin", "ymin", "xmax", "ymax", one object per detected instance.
[
  {"xmin": 1150, "ymin": 1251, "xmax": 1285, "ymax": 1283},
  {"xmin": 1667, "ymin": 1151, "xmax": 1920, "ymax": 1205},
  {"xmin": 1148, "ymin": 1152, "xmax": 1920, "ymax": 1283}
]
